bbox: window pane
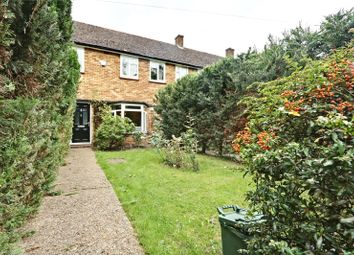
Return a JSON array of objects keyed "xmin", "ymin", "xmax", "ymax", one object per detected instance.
[
  {"xmin": 121, "ymin": 56, "xmax": 138, "ymax": 78},
  {"xmin": 125, "ymin": 111, "xmax": 142, "ymax": 127},
  {"xmin": 82, "ymin": 109, "xmax": 89, "ymax": 125},
  {"xmin": 111, "ymin": 110, "xmax": 121, "ymax": 117},
  {"xmin": 131, "ymin": 63, "xmax": 137, "ymax": 77},
  {"xmin": 151, "ymin": 67, "xmax": 157, "ymax": 80},
  {"xmin": 111, "ymin": 104, "xmax": 121, "ymax": 110},
  {"xmin": 176, "ymin": 66, "xmax": 188, "ymax": 80},
  {"xmin": 125, "ymin": 105, "xmax": 141, "ymax": 109},
  {"xmin": 122, "ymin": 58, "xmax": 129, "ymax": 76},
  {"xmin": 74, "ymin": 109, "xmax": 80, "ymax": 125},
  {"xmin": 158, "ymin": 64, "xmax": 164, "ymax": 80},
  {"xmin": 76, "ymin": 47, "xmax": 85, "ymax": 73},
  {"xmin": 182, "ymin": 68, "xmax": 187, "ymax": 76}
]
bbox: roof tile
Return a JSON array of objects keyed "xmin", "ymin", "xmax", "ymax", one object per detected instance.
[{"xmin": 73, "ymin": 21, "xmax": 222, "ymax": 68}]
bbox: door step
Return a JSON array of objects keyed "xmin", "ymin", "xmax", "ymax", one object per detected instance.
[{"xmin": 70, "ymin": 143, "xmax": 92, "ymax": 148}]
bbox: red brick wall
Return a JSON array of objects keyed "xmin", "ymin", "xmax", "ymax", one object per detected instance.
[
  {"xmin": 77, "ymin": 47, "xmax": 191, "ymax": 105},
  {"xmin": 76, "ymin": 47, "xmax": 198, "ymax": 134}
]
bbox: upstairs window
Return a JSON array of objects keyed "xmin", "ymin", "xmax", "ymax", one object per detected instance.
[
  {"xmin": 150, "ymin": 61, "xmax": 165, "ymax": 82},
  {"xmin": 175, "ymin": 66, "xmax": 188, "ymax": 80},
  {"xmin": 120, "ymin": 55, "xmax": 139, "ymax": 79},
  {"xmin": 76, "ymin": 47, "xmax": 85, "ymax": 73}
]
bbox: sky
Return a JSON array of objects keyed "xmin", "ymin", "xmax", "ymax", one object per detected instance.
[{"xmin": 72, "ymin": 0, "xmax": 353, "ymax": 57}]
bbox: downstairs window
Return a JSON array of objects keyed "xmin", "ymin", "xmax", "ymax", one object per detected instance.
[{"xmin": 111, "ymin": 103, "xmax": 147, "ymax": 133}]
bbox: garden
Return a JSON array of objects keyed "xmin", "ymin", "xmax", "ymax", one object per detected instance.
[
  {"xmin": 0, "ymin": 1, "xmax": 353, "ymax": 254},
  {"xmin": 96, "ymin": 149, "xmax": 251, "ymax": 255},
  {"xmin": 112, "ymin": 9, "xmax": 352, "ymax": 254},
  {"xmin": 96, "ymin": 42, "xmax": 353, "ymax": 254}
]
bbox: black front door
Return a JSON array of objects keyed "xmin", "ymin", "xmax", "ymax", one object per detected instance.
[{"xmin": 72, "ymin": 103, "xmax": 90, "ymax": 143}]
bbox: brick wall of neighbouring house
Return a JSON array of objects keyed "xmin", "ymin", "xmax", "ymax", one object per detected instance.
[{"xmin": 77, "ymin": 47, "xmax": 194, "ymax": 105}]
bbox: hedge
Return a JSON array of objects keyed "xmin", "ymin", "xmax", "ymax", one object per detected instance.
[{"xmin": 0, "ymin": 1, "xmax": 80, "ymax": 253}]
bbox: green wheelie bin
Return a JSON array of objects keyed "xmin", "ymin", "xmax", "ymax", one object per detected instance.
[{"xmin": 217, "ymin": 205, "xmax": 264, "ymax": 255}]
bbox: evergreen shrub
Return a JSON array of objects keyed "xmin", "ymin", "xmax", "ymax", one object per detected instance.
[
  {"xmin": 233, "ymin": 46, "xmax": 353, "ymax": 254},
  {"xmin": 0, "ymin": 1, "xmax": 79, "ymax": 253}
]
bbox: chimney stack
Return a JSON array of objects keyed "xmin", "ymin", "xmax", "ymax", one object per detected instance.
[
  {"xmin": 175, "ymin": 34, "xmax": 184, "ymax": 48},
  {"xmin": 225, "ymin": 47, "xmax": 234, "ymax": 58}
]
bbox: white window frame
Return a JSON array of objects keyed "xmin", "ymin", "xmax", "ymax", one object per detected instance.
[
  {"xmin": 120, "ymin": 55, "xmax": 139, "ymax": 79},
  {"xmin": 175, "ymin": 66, "xmax": 189, "ymax": 81},
  {"xmin": 111, "ymin": 103, "xmax": 147, "ymax": 133},
  {"xmin": 149, "ymin": 61, "xmax": 166, "ymax": 83},
  {"xmin": 76, "ymin": 47, "xmax": 85, "ymax": 73}
]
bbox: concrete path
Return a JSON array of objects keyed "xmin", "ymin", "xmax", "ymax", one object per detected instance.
[{"xmin": 20, "ymin": 148, "xmax": 144, "ymax": 255}]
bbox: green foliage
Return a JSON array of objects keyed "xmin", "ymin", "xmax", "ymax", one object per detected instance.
[
  {"xmin": 152, "ymin": 121, "xmax": 199, "ymax": 171},
  {"xmin": 155, "ymin": 74, "xmax": 200, "ymax": 140},
  {"xmin": 155, "ymin": 9, "xmax": 353, "ymax": 157},
  {"xmin": 282, "ymin": 25, "xmax": 321, "ymax": 62},
  {"xmin": 0, "ymin": 1, "xmax": 79, "ymax": 253},
  {"xmin": 282, "ymin": 8, "xmax": 354, "ymax": 62},
  {"xmin": 91, "ymin": 100, "xmax": 107, "ymax": 135},
  {"xmin": 319, "ymin": 8, "xmax": 354, "ymax": 54},
  {"xmin": 0, "ymin": 2, "xmax": 13, "ymax": 49},
  {"xmin": 95, "ymin": 105, "xmax": 135, "ymax": 150},
  {"xmin": 156, "ymin": 57, "xmax": 249, "ymax": 156},
  {"xmin": 234, "ymin": 47, "xmax": 354, "ymax": 254},
  {"xmin": 133, "ymin": 131, "xmax": 144, "ymax": 147}
]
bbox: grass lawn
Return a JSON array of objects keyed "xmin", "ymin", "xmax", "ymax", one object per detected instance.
[{"xmin": 96, "ymin": 148, "xmax": 252, "ymax": 255}]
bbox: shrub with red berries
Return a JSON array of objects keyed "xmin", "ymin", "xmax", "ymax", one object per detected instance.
[{"xmin": 233, "ymin": 46, "xmax": 353, "ymax": 254}]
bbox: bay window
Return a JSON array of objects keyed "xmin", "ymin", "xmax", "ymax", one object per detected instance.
[{"xmin": 111, "ymin": 103, "xmax": 147, "ymax": 133}]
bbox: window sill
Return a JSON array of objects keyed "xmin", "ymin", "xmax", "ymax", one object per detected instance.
[
  {"xmin": 149, "ymin": 79, "xmax": 166, "ymax": 84},
  {"xmin": 120, "ymin": 76, "xmax": 139, "ymax": 80}
]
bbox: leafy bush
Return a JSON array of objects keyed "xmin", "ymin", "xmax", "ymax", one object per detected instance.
[
  {"xmin": 155, "ymin": 57, "xmax": 251, "ymax": 156},
  {"xmin": 233, "ymin": 46, "xmax": 353, "ymax": 254},
  {"xmin": 152, "ymin": 122, "xmax": 199, "ymax": 171},
  {"xmin": 133, "ymin": 131, "xmax": 144, "ymax": 147},
  {"xmin": 0, "ymin": 1, "xmax": 79, "ymax": 254},
  {"xmin": 155, "ymin": 9, "xmax": 353, "ymax": 156},
  {"xmin": 95, "ymin": 105, "xmax": 135, "ymax": 150}
]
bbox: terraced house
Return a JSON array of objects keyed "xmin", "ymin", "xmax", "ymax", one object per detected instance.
[{"xmin": 72, "ymin": 21, "xmax": 229, "ymax": 145}]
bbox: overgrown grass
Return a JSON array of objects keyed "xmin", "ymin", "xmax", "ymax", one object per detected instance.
[{"xmin": 96, "ymin": 148, "xmax": 252, "ymax": 255}]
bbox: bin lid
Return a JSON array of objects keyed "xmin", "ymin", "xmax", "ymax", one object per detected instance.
[{"xmin": 218, "ymin": 207, "xmax": 264, "ymax": 226}]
